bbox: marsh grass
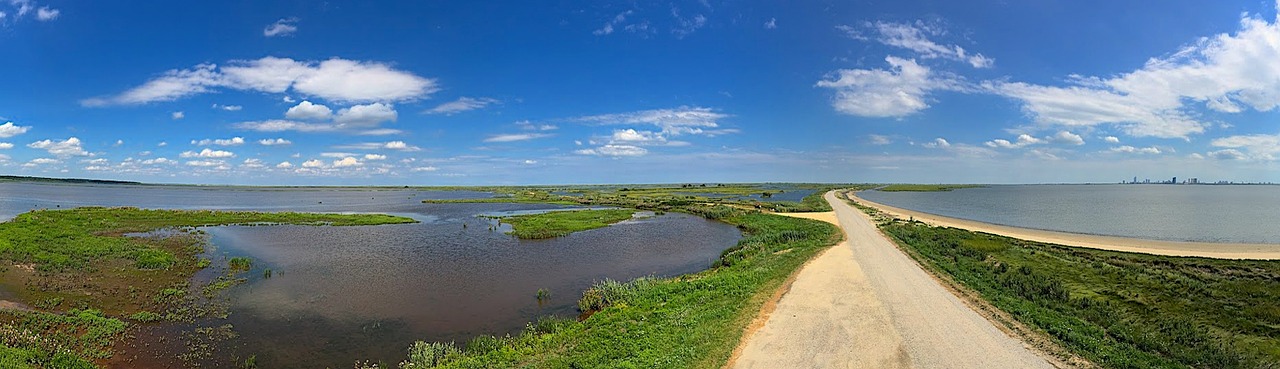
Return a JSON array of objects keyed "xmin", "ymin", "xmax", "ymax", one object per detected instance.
[{"xmin": 497, "ymin": 209, "xmax": 637, "ymax": 239}]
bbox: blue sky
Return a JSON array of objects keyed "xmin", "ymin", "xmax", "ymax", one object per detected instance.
[{"xmin": 3, "ymin": 0, "xmax": 1280, "ymax": 185}]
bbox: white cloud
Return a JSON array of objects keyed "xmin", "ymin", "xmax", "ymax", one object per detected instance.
[
  {"xmin": 320, "ymin": 152, "xmax": 357, "ymax": 158},
  {"xmin": 234, "ymin": 120, "xmax": 339, "ymax": 133},
  {"xmin": 284, "ymin": 100, "xmax": 333, "ymax": 120},
  {"xmin": 1050, "ymin": 131, "xmax": 1085, "ymax": 145},
  {"xmin": 984, "ymin": 134, "xmax": 1042, "ymax": 149},
  {"xmin": 213, "ymin": 104, "xmax": 243, "ymax": 111},
  {"xmin": 483, "ymin": 133, "xmax": 553, "ymax": 143},
  {"xmin": 0, "ymin": 122, "xmax": 30, "ymax": 138},
  {"xmin": 410, "ymin": 166, "xmax": 438, "ymax": 172},
  {"xmin": 34, "ymin": 6, "xmax": 56, "ymax": 21},
  {"xmin": 185, "ymin": 160, "xmax": 227, "ymax": 168},
  {"xmin": 241, "ymin": 158, "xmax": 266, "ymax": 168},
  {"xmin": 1207, "ymin": 149, "xmax": 1247, "ymax": 160},
  {"xmin": 172, "ymin": 111, "xmax": 185, "ymax": 120},
  {"xmin": 276, "ymin": 161, "xmax": 294, "ymax": 169},
  {"xmin": 1110, "ymin": 145, "xmax": 1162, "ymax": 154},
  {"xmin": 333, "ymin": 141, "xmax": 423, "ymax": 151},
  {"xmin": 334, "ymin": 103, "xmax": 397, "ymax": 126},
  {"xmin": 1210, "ymin": 133, "xmax": 1280, "ymax": 160},
  {"xmin": 670, "ymin": 9, "xmax": 707, "ymax": 39},
  {"xmin": 514, "ymin": 121, "xmax": 558, "ymax": 131},
  {"xmin": 301, "ymin": 159, "xmax": 325, "ymax": 168},
  {"xmin": 816, "ymin": 56, "xmax": 962, "ymax": 118},
  {"xmin": 28, "ymin": 137, "xmax": 88, "ymax": 157},
  {"xmin": 0, "ymin": 142, "xmax": 12, "ymax": 149},
  {"xmin": 425, "ymin": 97, "xmax": 499, "ymax": 115},
  {"xmin": 764, "ymin": 18, "xmax": 776, "ymax": 29},
  {"xmin": 868, "ymin": 134, "xmax": 892, "ymax": 145},
  {"xmin": 180, "ymin": 148, "xmax": 235, "ymax": 158},
  {"xmin": 113, "ymin": 139, "xmax": 124, "ymax": 147},
  {"xmin": 263, "ymin": 17, "xmax": 298, "ymax": 37},
  {"xmin": 356, "ymin": 128, "xmax": 404, "ymax": 136},
  {"xmin": 258, "ymin": 138, "xmax": 291, "ymax": 146},
  {"xmin": 606, "ymin": 128, "xmax": 687, "ymax": 146},
  {"xmin": 363, "ymin": 153, "xmax": 387, "ymax": 160},
  {"xmin": 28, "ymin": 158, "xmax": 60, "ymax": 165},
  {"xmin": 922, "ymin": 137, "xmax": 951, "ymax": 148},
  {"xmin": 575, "ymin": 144, "xmax": 648, "ymax": 157},
  {"xmin": 993, "ymin": 7, "xmax": 1280, "ymax": 139},
  {"xmin": 523, "ymin": 159, "xmax": 537, "ymax": 165},
  {"xmin": 193, "ymin": 137, "xmax": 245, "ymax": 146},
  {"xmin": 141, "ymin": 157, "xmax": 174, "ymax": 165},
  {"xmin": 594, "ymin": 11, "xmax": 632, "ymax": 35},
  {"xmin": 157, "ymin": 141, "xmax": 168, "ymax": 147},
  {"xmin": 576, "ymin": 106, "xmax": 731, "ymax": 136},
  {"xmin": 842, "ymin": 20, "xmax": 994, "ymax": 68},
  {"xmin": 85, "ymin": 57, "xmax": 436, "ymax": 106},
  {"xmin": 1104, "ymin": 136, "xmax": 1121, "ymax": 143},
  {"xmin": 332, "ymin": 157, "xmax": 362, "ymax": 167}
]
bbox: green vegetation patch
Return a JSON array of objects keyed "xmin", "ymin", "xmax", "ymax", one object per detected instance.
[
  {"xmin": 877, "ymin": 184, "xmax": 983, "ymax": 192},
  {"xmin": 0, "ymin": 309, "xmax": 127, "ymax": 368},
  {"xmin": 369, "ymin": 207, "xmax": 842, "ymax": 368},
  {"xmin": 496, "ymin": 209, "xmax": 638, "ymax": 239},
  {"xmin": 874, "ymin": 215, "xmax": 1280, "ymax": 368}
]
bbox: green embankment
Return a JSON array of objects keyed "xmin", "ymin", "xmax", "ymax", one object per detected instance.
[
  {"xmin": 852, "ymin": 199, "xmax": 1280, "ymax": 368},
  {"xmin": 877, "ymin": 184, "xmax": 983, "ymax": 192},
  {"xmin": 497, "ymin": 209, "xmax": 638, "ymax": 239},
  {"xmin": 0, "ymin": 207, "xmax": 416, "ymax": 369},
  {"xmin": 368, "ymin": 205, "xmax": 842, "ymax": 368}
]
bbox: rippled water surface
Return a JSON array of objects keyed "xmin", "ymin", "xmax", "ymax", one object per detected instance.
[
  {"xmin": 858, "ymin": 184, "xmax": 1280, "ymax": 244},
  {"xmin": 0, "ymin": 182, "xmax": 742, "ymax": 368}
]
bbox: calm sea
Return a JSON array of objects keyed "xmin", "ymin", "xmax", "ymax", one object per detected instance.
[{"xmin": 857, "ymin": 184, "xmax": 1280, "ymax": 244}]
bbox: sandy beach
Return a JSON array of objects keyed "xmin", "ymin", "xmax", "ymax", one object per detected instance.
[{"xmin": 849, "ymin": 191, "xmax": 1280, "ymax": 260}]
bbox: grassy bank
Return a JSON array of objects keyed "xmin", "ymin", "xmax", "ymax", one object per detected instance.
[
  {"xmin": 495, "ymin": 209, "xmax": 638, "ymax": 239},
  {"xmin": 854, "ymin": 200, "xmax": 1280, "ymax": 368},
  {"xmin": 877, "ymin": 184, "xmax": 983, "ymax": 192},
  {"xmin": 367, "ymin": 204, "xmax": 842, "ymax": 368},
  {"xmin": 0, "ymin": 207, "xmax": 416, "ymax": 368}
]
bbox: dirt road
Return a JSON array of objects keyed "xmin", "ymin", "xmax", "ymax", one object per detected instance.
[{"xmin": 731, "ymin": 191, "xmax": 1054, "ymax": 368}]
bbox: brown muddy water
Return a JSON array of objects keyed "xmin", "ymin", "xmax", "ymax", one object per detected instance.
[{"xmin": 0, "ymin": 182, "xmax": 742, "ymax": 368}]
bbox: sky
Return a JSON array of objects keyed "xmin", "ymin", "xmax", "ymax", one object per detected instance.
[{"xmin": 3, "ymin": 0, "xmax": 1280, "ymax": 185}]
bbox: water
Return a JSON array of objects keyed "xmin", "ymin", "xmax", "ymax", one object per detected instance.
[
  {"xmin": 857, "ymin": 184, "xmax": 1280, "ymax": 244},
  {"xmin": 0, "ymin": 182, "xmax": 742, "ymax": 368}
]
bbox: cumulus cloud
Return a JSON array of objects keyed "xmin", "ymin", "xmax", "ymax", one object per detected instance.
[
  {"xmin": 263, "ymin": 17, "xmax": 298, "ymax": 37},
  {"xmin": 764, "ymin": 18, "xmax": 777, "ymax": 29},
  {"xmin": 28, "ymin": 137, "xmax": 88, "ymax": 157},
  {"xmin": 922, "ymin": 137, "xmax": 951, "ymax": 148},
  {"xmin": 302, "ymin": 159, "xmax": 325, "ymax": 168},
  {"xmin": 840, "ymin": 20, "xmax": 994, "ymax": 68},
  {"xmin": 331, "ymin": 157, "xmax": 362, "ymax": 167},
  {"xmin": 180, "ymin": 148, "xmax": 235, "ymax": 158},
  {"xmin": 28, "ymin": 158, "xmax": 60, "ymax": 165},
  {"xmin": 1207, "ymin": 149, "xmax": 1247, "ymax": 160},
  {"xmin": 816, "ymin": 56, "xmax": 963, "ymax": 117},
  {"xmin": 34, "ymin": 6, "xmax": 56, "ymax": 21},
  {"xmin": 141, "ymin": 157, "xmax": 174, "ymax": 165},
  {"xmin": 241, "ymin": 158, "xmax": 266, "ymax": 169},
  {"xmin": 574, "ymin": 144, "xmax": 648, "ymax": 157},
  {"xmin": 333, "ymin": 141, "xmax": 422, "ymax": 151},
  {"xmin": 1050, "ymin": 131, "xmax": 1085, "ymax": 145},
  {"xmin": 1210, "ymin": 133, "xmax": 1280, "ymax": 160},
  {"xmin": 992, "ymin": 7, "xmax": 1280, "ymax": 139},
  {"xmin": 84, "ymin": 57, "xmax": 437, "ymax": 106},
  {"xmin": 363, "ymin": 154, "xmax": 387, "ymax": 160},
  {"xmin": 258, "ymin": 138, "xmax": 291, "ymax": 146},
  {"xmin": 0, "ymin": 142, "xmax": 12, "ymax": 149},
  {"xmin": 334, "ymin": 103, "xmax": 397, "ymax": 125},
  {"xmin": 1104, "ymin": 136, "xmax": 1121, "ymax": 143},
  {"xmin": 0, "ymin": 122, "xmax": 31, "ymax": 138},
  {"xmin": 276, "ymin": 161, "xmax": 294, "ymax": 168},
  {"xmin": 192, "ymin": 137, "xmax": 245, "ymax": 146},
  {"xmin": 985, "ymin": 134, "xmax": 1042, "ymax": 149},
  {"xmin": 424, "ymin": 97, "xmax": 499, "ymax": 115},
  {"xmin": 410, "ymin": 166, "xmax": 438, "ymax": 172},
  {"xmin": 285, "ymin": 100, "xmax": 333, "ymax": 120},
  {"xmin": 212, "ymin": 104, "xmax": 242, "ymax": 111},
  {"xmin": 172, "ymin": 111, "xmax": 185, "ymax": 120},
  {"xmin": 483, "ymin": 133, "xmax": 553, "ymax": 143},
  {"xmin": 1110, "ymin": 145, "xmax": 1162, "ymax": 154}
]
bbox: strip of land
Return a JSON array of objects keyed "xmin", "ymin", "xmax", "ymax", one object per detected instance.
[
  {"xmin": 732, "ymin": 191, "xmax": 1054, "ymax": 368},
  {"xmin": 850, "ymin": 191, "xmax": 1280, "ymax": 260}
]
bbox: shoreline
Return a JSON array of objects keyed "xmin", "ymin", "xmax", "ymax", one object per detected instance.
[{"xmin": 849, "ymin": 191, "xmax": 1280, "ymax": 260}]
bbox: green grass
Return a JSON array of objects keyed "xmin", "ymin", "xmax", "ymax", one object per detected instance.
[
  {"xmin": 369, "ymin": 206, "xmax": 843, "ymax": 368},
  {"xmin": 877, "ymin": 184, "xmax": 983, "ymax": 192},
  {"xmin": 870, "ymin": 213, "xmax": 1280, "ymax": 368},
  {"xmin": 0, "ymin": 309, "xmax": 127, "ymax": 369},
  {"xmin": 497, "ymin": 209, "xmax": 638, "ymax": 239}
]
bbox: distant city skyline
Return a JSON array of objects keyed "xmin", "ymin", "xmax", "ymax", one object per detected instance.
[{"xmin": 3, "ymin": 1, "xmax": 1280, "ymax": 185}]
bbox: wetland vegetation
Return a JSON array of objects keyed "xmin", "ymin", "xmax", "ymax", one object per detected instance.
[
  {"xmin": 847, "ymin": 195, "xmax": 1280, "ymax": 368},
  {"xmin": 494, "ymin": 209, "xmax": 640, "ymax": 239},
  {"xmin": 0, "ymin": 207, "xmax": 415, "ymax": 368}
]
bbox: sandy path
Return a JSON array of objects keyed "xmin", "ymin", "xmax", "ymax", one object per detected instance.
[
  {"xmin": 732, "ymin": 192, "xmax": 1053, "ymax": 369},
  {"xmin": 850, "ymin": 192, "xmax": 1280, "ymax": 260}
]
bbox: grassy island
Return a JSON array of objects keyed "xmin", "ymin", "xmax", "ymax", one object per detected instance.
[
  {"xmin": 495, "ymin": 209, "xmax": 639, "ymax": 239},
  {"xmin": 0, "ymin": 207, "xmax": 415, "ymax": 368},
  {"xmin": 846, "ymin": 196, "xmax": 1280, "ymax": 368}
]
